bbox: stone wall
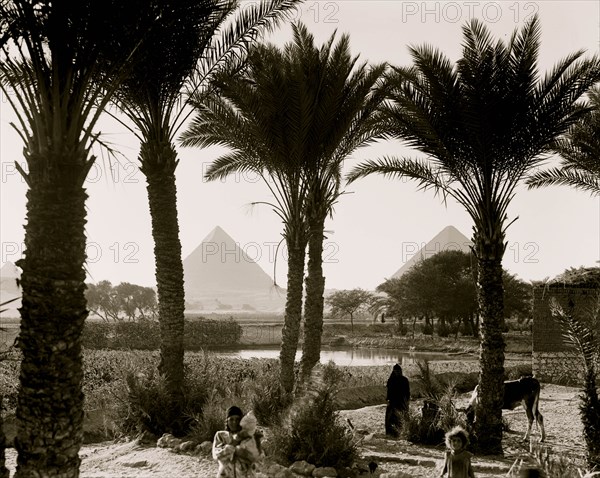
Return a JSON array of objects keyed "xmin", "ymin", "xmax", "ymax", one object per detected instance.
[{"xmin": 532, "ymin": 286, "xmax": 599, "ymax": 385}]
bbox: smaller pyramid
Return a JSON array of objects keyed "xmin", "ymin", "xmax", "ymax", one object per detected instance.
[
  {"xmin": 0, "ymin": 261, "xmax": 21, "ymax": 294},
  {"xmin": 392, "ymin": 225, "xmax": 472, "ymax": 278}
]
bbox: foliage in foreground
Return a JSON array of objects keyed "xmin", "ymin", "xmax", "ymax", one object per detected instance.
[
  {"xmin": 508, "ymin": 443, "xmax": 600, "ymax": 477},
  {"xmin": 268, "ymin": 363, "xmax": 359, "ymax": 468},
  {"xmin": 400, "ymin": 361, "xmax": 468, "ymax": 445}
]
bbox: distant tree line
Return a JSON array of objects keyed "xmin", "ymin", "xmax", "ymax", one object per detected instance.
[
  {"xmin": 85, "ymin": 281, "xmax": 158, "ymax": 322},
  {"xmin": 327, "ymin": 251, "xmax": 532, "ymax": 337}
]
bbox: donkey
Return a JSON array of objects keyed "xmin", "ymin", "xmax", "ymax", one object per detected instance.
[{"xmin": 465, "ymin": 376, "xmax": 545, "ymax": 441}]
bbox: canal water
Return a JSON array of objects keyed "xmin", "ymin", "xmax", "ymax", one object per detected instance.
[{"xmin": 212, "ymin": 346, "xmax": 474, "ymax": 366}]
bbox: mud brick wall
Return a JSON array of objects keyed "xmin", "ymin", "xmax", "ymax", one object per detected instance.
[{"xmin": 533, "ymin": 286, "xmax": 599, "ymax": 385}]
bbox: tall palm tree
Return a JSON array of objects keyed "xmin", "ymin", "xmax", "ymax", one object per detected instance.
[
  {"xmin": 181, "ymin": 23, "xmax": 388, "ymax": 391},
  {"xmin": 297, "ymin": 33, "xmax": 388, "ymax": 383},
  {"xmin": 180, "ymin": 25, "xmax": 311, "ymax": 393},
  {"xmin": 0, "ymin": 1, "xmax": 149, "ymax": 474},
  {"xmin": 347, "ymin": 16, "xmax": 600, "ymax": 453},
  {"xmin": 102, "ymin": 0, "xmax": 300, "ymax": 427},
  {"xmin": 527, "ymin": 85, "xmax": 600, "ymax": 195},
  {"xmin": 0, "ymin": 297, "xmax": 18, "ymax": 478}
]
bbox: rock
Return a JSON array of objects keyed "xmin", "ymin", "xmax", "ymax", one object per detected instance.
[
  {"xmin": 157, "ymin": 433, "xmax": 175, "ymax": 448},
  {"xmin": 312, "ymin": 467, "xmax": 337, "ymax": 477},
  {"xmin": 136, "ymin": 430, "xmax": 157, "ymax": 445},
  {"xmin": 198, "ymin": 441, "xmax": 213, "ymax": 455},
  {"xmin": 169, "ymin": 438, "xmax": 183, "ymax": 449},
  {"xmin": 338, "ymin": 466, "xmax": 359, "ymax": 478},
  {"xmin": 265, "ymin": 463, "xmax": 295, "ymax": 478},
  {"xmin": 179, "ymin": 440, "xmax": 197, "ymax": 452},
  {"xmin": 290, "ymin": 460, "xmax": 316, "ymax": 476},
  {"xmin": 380, "ymin": 473, "xmax": 412, "ymax": 478}
]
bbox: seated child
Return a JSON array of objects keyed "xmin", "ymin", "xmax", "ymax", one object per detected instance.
[{"xmin": 213, "ymin": 407, "xmax": 260, "ymax": 478}]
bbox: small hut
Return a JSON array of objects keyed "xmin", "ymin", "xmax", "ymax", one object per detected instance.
[{"xmin": 532, "ymin": 267, "xmax": 600, "ymax": 385}]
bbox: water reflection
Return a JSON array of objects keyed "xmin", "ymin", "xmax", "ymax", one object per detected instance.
[{"xmin": 213, "ymin": 347, "xmax": 473, "ymax": 366}]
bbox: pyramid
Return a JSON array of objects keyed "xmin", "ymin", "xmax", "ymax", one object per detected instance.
[
  {"xmin": 392, "ymin": 225, "xmax": 472, "ymax": 278},
  {"xmin": 0, "ymin": 261, "xmax": 21, "ymax": 294},
  {"xmin": 183, "ymin": 226, "xmax": 286, "ymax": 311}
]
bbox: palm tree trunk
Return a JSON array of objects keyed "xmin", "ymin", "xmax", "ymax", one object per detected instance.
[
  {"xmin": 300, "ymin": 217, "xmax": 326, "ymax": 383},
  {"xmin": 15, "ymin": 181, "xmax": 88, "ymax": 477},
  {"xmin": 582, "ymin": 367, "xmax": 600, "ymax": 469},
  {"xmin": 279, "ymin": 241, "xmax": 306, "ymax": 393},
  {"xmin": 0, "ymin": 395, "xmax": 8, "ymax": 478},
  {"xmin": 141, "ymin": 141, "xmax": 186, "ymax": 432},
  {"xmin": 473, "ymin": 239, "xmax": 506, "ymax": 455}
]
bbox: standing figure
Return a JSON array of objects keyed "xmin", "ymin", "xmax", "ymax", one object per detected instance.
[
  {"xmin": 212, "ymin": 406, "xmax": 260, "ymax": 478},
  {"xmin": 385, "ymin": 363, "xmax": 410, "ymax": 437},
  {"xmin": 439, "ymin": 426, "xmax": 475, "ymax": 478}
]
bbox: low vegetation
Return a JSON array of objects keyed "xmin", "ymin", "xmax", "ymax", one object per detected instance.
[{"xmin": 82, "ymin": 317, "xmax": 242, "ymax": 350}]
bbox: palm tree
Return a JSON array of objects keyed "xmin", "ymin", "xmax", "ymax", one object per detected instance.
[
  {"xmin": 347, "ymin": 16, "xmax": 600, "ymax": 453},
  {"xmin": 102, "ymin": 0, "xmax": 300, "ymax": 426},
  {"xmin": 0, "ymin": 1, "xmax": 149, "ymax": 474},
  {"xmin": 297, "ymin": 33, "xmax": 387, "ymax": 383},
  {"xmin": 181, "ymin": 23, "xmax": 387, "ymax": 391},
  {"xmin": 180, "ymin": 26, "xmax": 311, "ymax": 393},
  {"xmin": 527, "ymin": 85, "xmax": 600, "ymax": 195},
  {"xmin": 0, "ymin": 297, "xmax": 18, "ymax": 478}
]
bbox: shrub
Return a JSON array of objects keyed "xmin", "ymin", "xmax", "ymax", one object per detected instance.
[
  {"xmin": 188, "ymin": 395, "xmax": 243, "ymax": 444},
  {"xmin": 507, "ymin": 443, "xmax": 600, "ymax": 478},
  {"xmin": 269, "ymin": 368, "xmax": 358, "ymax": 468},
  {"xmin": 421, "ymin": 323, "xmax": 434, "ymax": 335},
  {"xmin": 113, "ymin": 320, "xmax": 160, "ymax": 350},
  {"xmin": 400, "ymin": 408, "xmax": 444, "ymax": 445},
  {"xmin": 401, "ymin": 365, "xmax": 468, "ymax": 446},
  {"xmin": 249, "ymin": 363, "xmax": 292, "ymax": 426},
  {"xmin": 82, "ymin": 317, "xmax": 242, "ymax": 350},
  {"xmin": 81, "ymin": 321, "xmax": 112, "ymax": 349},
  {"xmin": 115, "ymin": 361, "xmax": 211, "ymax": 437},
  {"xmin": 436, "ymin": 322, "xmax": 451, "ymax": 338}
]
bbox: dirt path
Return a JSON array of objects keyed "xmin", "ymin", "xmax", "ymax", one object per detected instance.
[{"xmin": 3, "ymin": 384, "xmax": 586, "ymax": 477}]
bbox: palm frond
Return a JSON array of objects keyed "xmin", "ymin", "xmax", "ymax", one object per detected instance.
[{"xmin": 527, "ymin": 168, "xmax": 600, "ymax": 196}]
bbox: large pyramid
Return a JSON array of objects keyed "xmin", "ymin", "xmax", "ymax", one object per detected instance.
[
  {"xmin": 392, "ymin": 225, "xmax": 472, "ymax": 278},
  {"xmin": 183, "ymin": 226, "xmax": 286, "ymax": 312}
]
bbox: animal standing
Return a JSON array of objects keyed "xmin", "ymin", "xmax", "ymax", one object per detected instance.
[{"xmin": 465, "ymin": 376, "xmax": 545, "ymax": 441}]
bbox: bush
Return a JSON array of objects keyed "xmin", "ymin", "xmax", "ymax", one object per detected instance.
[
  {"xmin": 436, "ymin": 322, "xmax": 451, "ymax": 338},
  {"xmin": 401, "ymin": 364, "xmax": 468, "ymax": 446},
  {"xmin": 249, "ymin": 362, "xmax": 292, "ymax": 427},
  {"xmin": 188, "ymin": 396, "xmax": 243, "ymax": 444},
  {"xmin": 507, "ymin": 443, "xmax": 599, "ymax": 478},
  {"xmin": 82, "ymin": 317, "xmax": 242, "ymax": 350},
  {"xmin": 113, "ymin": 320, "xmax": 160, "ymax": 350},
  {"xmin": 400, "ymin": 408, "xmax": 444, "ymax": 445},
  {"xmin": 116, "ymin": 366, "xmax": 207, "ymax": 437},
  {"xmin": 421, "ymin": 323, "xmax": 434, "ymax": 335},
  {"xmin": 269, "ymin": 368, "xmax": 358, "ymax": 469}
]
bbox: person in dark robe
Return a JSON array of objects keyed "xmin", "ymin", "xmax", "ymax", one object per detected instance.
[{"xmin": 385, "ymin": 363, "xmax": 410, "ymax": 437}]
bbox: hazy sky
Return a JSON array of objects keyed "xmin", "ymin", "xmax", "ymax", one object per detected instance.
[{"xmin": 1, "ymin": 1, "xmax": 599, "ymax": 291}]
